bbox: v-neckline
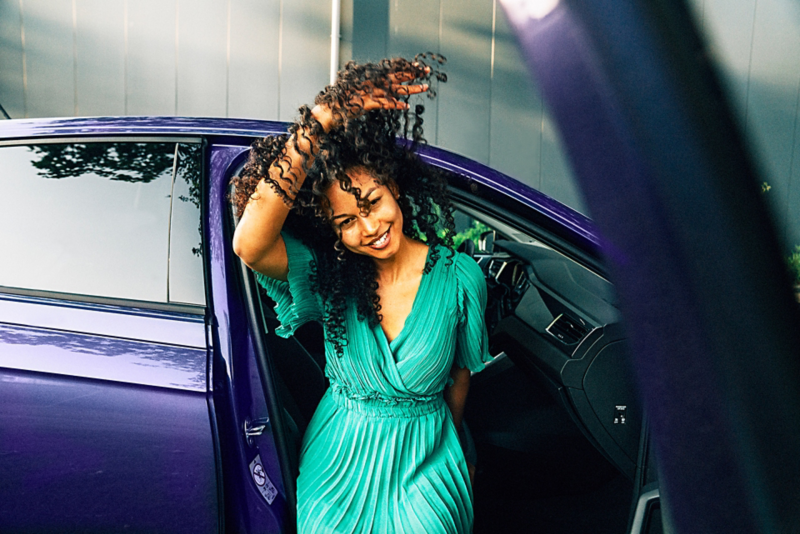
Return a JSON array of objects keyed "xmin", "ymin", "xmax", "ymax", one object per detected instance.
[{"xmin": 379, "ymin": 245, "xmax": 433, "ymax": 348}]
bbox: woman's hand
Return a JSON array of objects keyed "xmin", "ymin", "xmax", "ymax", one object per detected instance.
[{"xmin": 313, "ymin": 66, "xmax": 431, "ymax": 133}]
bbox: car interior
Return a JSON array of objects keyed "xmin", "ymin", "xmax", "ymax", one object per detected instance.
[{"xmin": 232, "ymin": 167, "xmax": 647, "ymax": 534}]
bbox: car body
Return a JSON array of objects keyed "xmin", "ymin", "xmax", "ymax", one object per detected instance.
[{"xmin": 0, "ymin": 115, "xmax": 647, "ymax": 533}]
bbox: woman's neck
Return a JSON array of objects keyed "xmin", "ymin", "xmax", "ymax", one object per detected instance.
[{"xmin": 373, "ymin": 235, "xmax": 428, "ymax": 284}]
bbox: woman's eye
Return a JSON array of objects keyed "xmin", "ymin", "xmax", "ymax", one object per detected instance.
[
  {"xmin": 340, "ymin": 218, "xmax": 355, "ymax": 229},
  {"xmin": 370, "ymin": 197, "xmax": 381, "ymax": 206}
]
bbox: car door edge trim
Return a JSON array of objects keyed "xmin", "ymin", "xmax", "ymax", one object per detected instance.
[
  {"xmin": 0, "ymin": 296, "xmax": 206, "ymax": 348},
  {"xmin": 0, "ymin": 136, "xmax": 202, "ymax": 146}
]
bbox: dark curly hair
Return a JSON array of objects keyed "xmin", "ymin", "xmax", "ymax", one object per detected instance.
[{"xmin": 232, "ymin": 54, "xmax": 456, "ymax": 357}]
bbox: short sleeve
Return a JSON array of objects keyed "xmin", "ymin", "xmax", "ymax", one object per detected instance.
[
  {"xmin": 454, "ymin": 253, "xmax": 493, "ymax": 373},
  {"xmin": 253, "ymin": 232, "xmax": 323, "ymax": 338}
]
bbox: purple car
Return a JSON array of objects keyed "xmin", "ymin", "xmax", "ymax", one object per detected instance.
[
  {"xmin": 3, "ymin": 0, "xmax": 798, "ymax": 531},
  {"xmin": 0, "ymin": 116, "xmax": 641, "ymax": 533}
]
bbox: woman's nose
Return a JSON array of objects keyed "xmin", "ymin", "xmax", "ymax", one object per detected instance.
[{"xmin": 359, "ymin": 214, "xmax": 379, "ymax": 235}]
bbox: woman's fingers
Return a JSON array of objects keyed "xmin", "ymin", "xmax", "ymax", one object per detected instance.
[
  {"xmin": 336, "ymin": 68, "xmax": 429, "ymax": 118},
  {"xmin": 364, "ymin": 97, "xmax": 409, "ymax": 110},
  {"xmin": 387, "ymin": 65, "xmax": 430, "ymax": 84},
  {"xmin": 391, "ymin": 83, "xmax": 428, "ymax": 96},
  {"xmin": 388, "ymin": 71, "xmax": 415, "ymax": 83},
  {"xmin": 366, "ymin": 82, "xmax": 427, "ymax": 98}
]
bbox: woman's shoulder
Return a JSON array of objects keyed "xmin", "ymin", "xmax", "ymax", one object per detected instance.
[
  {"xmin": 455, "ymin": 254, "xmax": 485, "ymax": 294},
  {"xmin": 282, "ymin": 231, "xmax": 319, "ymax": 262},
  {"xmin": 429, "ymin": 244, "xmax": 483, "ymax": 282}
]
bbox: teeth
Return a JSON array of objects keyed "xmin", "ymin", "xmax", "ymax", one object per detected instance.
[{"xmin": 372, "ymin": 230, "xmax": 389, "ymax": 247}]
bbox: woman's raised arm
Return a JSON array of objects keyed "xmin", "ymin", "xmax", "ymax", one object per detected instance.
[{"xmin": 232, "ymin": 105, "xmax": 333, "ymax": 281}]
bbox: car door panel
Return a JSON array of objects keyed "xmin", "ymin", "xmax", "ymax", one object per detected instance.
[
  {"xmin": 0, "ymin": 304, "xmax": 218, "ymax": 534},
  {"xmin": 0, "ymin": 296, "xmax": 206, "ymax": 389},
  {"xmin": 206, "ymin": 141, "xmax": 293, "ymax": 533}
]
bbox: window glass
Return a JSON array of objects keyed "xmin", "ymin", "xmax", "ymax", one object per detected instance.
[
  {"xmin": 451, "ymin": 205, "xmax": 540, "ymax": 250},
  {"xmin": 168, "ymin": 143, "xmax": 205, "ymax": 306},
  {"xmin": 0, "ymin": 142, "xmax": 174, "ymax": 302},
  {"xmin": 452, "ymin": 210, "xmax": 493, "ymax": 251}
]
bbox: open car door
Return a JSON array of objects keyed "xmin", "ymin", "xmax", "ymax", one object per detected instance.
[{"xmin": 502, "ymin": 0, "xmax": 800, "ymax": 532}]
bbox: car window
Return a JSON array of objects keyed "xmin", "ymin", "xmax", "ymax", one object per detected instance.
[
  {"xmin": 168, "ymin": 143, "xmax": 205, "ymax": 306},
  {"xmin": 0, "ymin": 140, "xmax": 203, "ymax": 305},
  {"xmin": 452, "ymin": 205, "xmax": 541, "ymax": 250},
  {"xmin": 452, "ymin": 210, "xmax": 494, "ymax": 250}
]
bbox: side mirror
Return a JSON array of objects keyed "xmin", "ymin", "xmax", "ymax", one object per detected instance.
[{"xmin": 478, "ymin": 230, "xmax": 495, "ymax": 253}]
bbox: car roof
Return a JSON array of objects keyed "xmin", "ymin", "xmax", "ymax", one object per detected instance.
[{"xmin": 0, "ymin": 116, "xmax": 287, "ymax": 139}]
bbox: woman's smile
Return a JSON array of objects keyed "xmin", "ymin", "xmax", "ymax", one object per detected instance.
[{"xmin": 366, "ymin": 226, "xmax": 392, "ymax": 249}]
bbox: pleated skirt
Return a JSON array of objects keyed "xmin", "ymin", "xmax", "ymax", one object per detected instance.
[{"xmin": 296, "ymin": 388, "xmax": 474, "ymax": 534}]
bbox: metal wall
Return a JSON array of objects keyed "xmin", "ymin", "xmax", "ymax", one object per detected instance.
[
  {"xmin": 0, "ymin": 0, "xmax": 585, "ymax": 214},
  {"xmin": 2, "ymin": 0, "xmax": 800, "ymax": 246},
  {"xmin": 689, "ymin": 0, "xmax": 800, "ymax": 250},
  {"xmin": 0, "ymin": 0, "xmax": 329, "ymax": 121}
]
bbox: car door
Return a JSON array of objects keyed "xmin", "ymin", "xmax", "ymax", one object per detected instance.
[
  {"xmin": 205, "ymin": 138, "xmax": 299, "ymax": 534},
  {"xmin": 502, "ymin": 0, "xmax": 800, "ymax": 532},
  {"xmin": 0, "ymin": 138, "xmax": 218, "ymax": 533},
  {"xmin": 224, "ymin": 126, "xmax": 643, "ymax": 532}
]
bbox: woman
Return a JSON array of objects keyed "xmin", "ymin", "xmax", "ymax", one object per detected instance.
[{"xmin": 232, "ymin": 57, "xmax": 491, "ymax": 534}]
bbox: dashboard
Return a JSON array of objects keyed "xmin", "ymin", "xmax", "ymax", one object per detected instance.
[{"xmin": 476, "ymin": 239, "xmax": 641, "ymax": 479}]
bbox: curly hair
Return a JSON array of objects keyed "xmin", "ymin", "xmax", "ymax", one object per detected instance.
[{"xmin": 232, "ymin": 54, "xmax": 456, "ymax": 357}]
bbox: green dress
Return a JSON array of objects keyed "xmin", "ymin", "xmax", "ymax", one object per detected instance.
[{"xmin": 256, "ymin": 233, "xmax": 492, "ymax": 534}]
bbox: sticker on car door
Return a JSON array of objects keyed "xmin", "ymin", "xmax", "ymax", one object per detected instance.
[{"xmin": 248, "ymin": 455, "xmax": 278, "ymax": 505}]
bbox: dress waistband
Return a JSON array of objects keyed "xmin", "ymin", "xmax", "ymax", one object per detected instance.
[{"xmin": 329, "ymin": 382, "xmax": 444, "ymax": 418}]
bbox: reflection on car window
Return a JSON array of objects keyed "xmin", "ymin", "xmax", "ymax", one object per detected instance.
[
  {"xmin": 168, "ymin": 143, "xmax": 205, "ymax": 306},
  {"xmin": 0, "ymin": 142, "xmax": 175, "ymax": 302},
  {"xmin": 452, "ymin": 210, "xmax": 493, "ymax": 250}
]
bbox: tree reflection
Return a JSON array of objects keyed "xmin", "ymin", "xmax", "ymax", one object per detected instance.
[
  {"xmin": 176, "ymin": 144, "xmax": 203, "ymax": 257},
  {"xmin": 177, "ymin": 143, "xmax": 202, "ymax": 209},
  {"xmin": 30, "ymin": 143, "xmax": 175, "ymax": 183},
  {"xmin": 29, "ymin": 142, "xmax": 204, "ymax": 257}
]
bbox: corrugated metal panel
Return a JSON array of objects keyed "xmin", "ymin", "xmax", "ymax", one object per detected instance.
[
  {"xmin": 489, "ymin": 5, "xmax": 543, "ymax": 192},
  {"xmin": 694, "ymin": 0, "xmax": 800, "ymax": 250},
  {"xmin": 745, "ymin": 0, "xmax": 800, "ymax": 247},
  {"xmin": 693, "ymin": 0, "xmax": 756, "ymax": 114},
  {"xmin": 75, "ymin": 0, "xmax": 125, "ymax": 116},
  {"xmin": 352, "ymin": 0, "xmax": 387, "ymax": 62},
  {"xmin": 540, "ymin": 112, "xmax": 585, "ymax": 213},
  {"xmin": 22, "ymin": 0, "xmax": 75, "ymax": 118},
  {"xmin": 0, "ymin": 0, "xmax": 25, "ymax": 119},
  {"xmin": 437, "ymin": 0, "xmax": 492, "ymax": 165},
  {"xmin": 228, "ymin": 0, "xmax": 281, "ymax": 119},
  {"xmin": 176, "ymin": 0, "xmax": 228, "ymax": 117},
  {"xmin": 388, "ymin": 0, "xmax": 442, "ymax": 144},
  {"xmin": 278, "ymin": 0, "xmax": 329, "ymax": 121},
  {"xmin": 126, "ymin": 0, "xmax": 177, "ymax": 115}
]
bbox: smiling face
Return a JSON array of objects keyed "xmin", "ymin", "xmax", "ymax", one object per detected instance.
[{"xmin": 325, "ymin": 167, "xmax": 406, "ymax": 260}]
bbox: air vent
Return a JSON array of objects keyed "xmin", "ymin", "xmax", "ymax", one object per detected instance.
[{"xmin": 546, "ymin": 313, "xmax": 589, "ymax": 345}]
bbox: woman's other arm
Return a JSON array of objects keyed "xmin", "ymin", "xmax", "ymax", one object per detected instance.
[
  {"xmin": 446, "ymin": 365, "xmax": 475, "ymax": 482},
  {"xmin": 445, "ymin": 366, "xmax": 470, "ymax": 431}
]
